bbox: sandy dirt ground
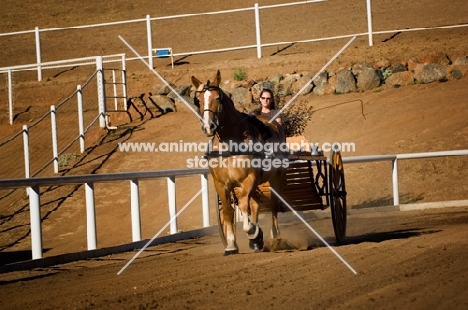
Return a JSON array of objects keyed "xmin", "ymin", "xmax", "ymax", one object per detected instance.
[
  {"xmin": 1, "ymin": 206, "xmax": 468, "ymax": 309},
  {"xmin": 1, "ymin": 0, "xmax": 468, "ymax": 309}
]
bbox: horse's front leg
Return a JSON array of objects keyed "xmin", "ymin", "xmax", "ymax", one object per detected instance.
[
  {"xmin": 214, "ymin": 181, "xmax": 238, "ymax": 255},
  {"xmin": 246, "ymin": 196, "xmax": 264, "ymax": 251},
  {"xmin": 238, "ymin": 175, "xmax": 264, "ymax": 252}
]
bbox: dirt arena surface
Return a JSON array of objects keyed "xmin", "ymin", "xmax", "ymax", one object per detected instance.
[
  {"xmin": 1, "ymin": 0, "xmax": 468, "ymax": 309},
  {"xmin": 1, "ymin": 206, "xmax": 468, "ymax": 309}
]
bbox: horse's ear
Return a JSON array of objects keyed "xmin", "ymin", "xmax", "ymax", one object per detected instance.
[
  {"xmin": 212, "ymin": 70, "xmax": 221, "ymax": 87},
  {"xmin": 191, "ymin": 76, "xmax": 202, "ymax": 88}
]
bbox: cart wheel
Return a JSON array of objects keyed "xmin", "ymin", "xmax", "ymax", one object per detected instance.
[
  {"xmin": 215, "ymin": 192, "xmax": 237, "ymax": 247},
  {"xmin": 329, "ymin": 149, "xmax": 347, "ymax": 243}
]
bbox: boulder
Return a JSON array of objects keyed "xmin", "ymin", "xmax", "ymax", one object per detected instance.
[
  {"xmin": 148, "ymin": 95, "xmax": 176, "ymax": 113},
  {"xmin": 385, "ymin": 71, "xmax": 414, "ymax": 87},
  {"xmin": 356, "ymin": 67, "xmax": 382, "ymax": 91},
  {"xmin": 413, "ymin": 63, "xmax": 447, "ymax": 84},
  {"xmin": 231, "ymin": 86, "xmax": 252, "ymax": 110},
  {"xmin": 292, "ymin": 74, "xmax": 314, "ymax": 95},
  {"xmin": 275, "ymin": 75, "xmax": 295, "ymax": 96},
  {"xmin": 153, "ymin": 83, "xmax": 176, "ymax": 96},
  {"xmin": 335, "ymin": 70, "xmax": 357, "ymax": 94},
  {"xmin": 420, "ymin": 51, "xmax": 451, "ymax": 65},
  {"xmin": 168, "ymin": 84, "xmax": 191, "ymax": 100},
  {"xmin": 313, "ymin": 72, "xmax": 335, "ymax": 95},
  {"xmin": 387, "ymin": 63, "xmax": 407, "ymax": 74},
  {"xmin": 453, "ymin": 56, "xmax": 468, "ymax": 65}
]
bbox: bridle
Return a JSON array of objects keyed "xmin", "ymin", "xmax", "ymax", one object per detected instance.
[
  {"xmin": 194, "ymin": 81, "xmax": 224, "ymax": 115},
  {"xmin": 194, "ymin": 81, "xmax": 226, "ymax": 135}
]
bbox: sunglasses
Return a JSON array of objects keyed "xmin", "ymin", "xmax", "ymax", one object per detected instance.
[{"xmin": 260, "ymin": 97, "xmax": 272, "ymax": 100}]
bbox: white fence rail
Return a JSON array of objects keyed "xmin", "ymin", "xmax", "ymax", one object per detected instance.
[
  {"xmin": 2, "ymin": 0, "xmax": 468, "ymax": 80},
  {"xmin": 1, "ymin": 54, "xmax": 126, "ymax": 125},
  {"xmin": 0, "ymin": 169, "xmax": 211, "ymax": 260},
  {"xmin": 0, "ymin": 149, "xmax": 467, "ymax": 261}
]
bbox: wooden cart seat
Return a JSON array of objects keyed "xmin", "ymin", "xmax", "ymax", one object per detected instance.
[{"xmin": 255, "ymin": 160, "xmax": 324, "ymax": 213}]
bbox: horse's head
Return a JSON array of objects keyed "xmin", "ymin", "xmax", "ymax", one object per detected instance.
[{"xmin": 191, "ymin": 70, "xmax": 224, "ymax": 137}]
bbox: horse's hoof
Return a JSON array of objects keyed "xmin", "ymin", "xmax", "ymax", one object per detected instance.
[
  {"xmin": 249, "ymin": 227, "xmax": 264, "ymax": 252},
  {"xmin": 249, "ymin": 240, "xmax": 264, "ymax": 252},
  {"xmin": 224, "ymin": 249, "xmax": 239, "ymax": 256}
]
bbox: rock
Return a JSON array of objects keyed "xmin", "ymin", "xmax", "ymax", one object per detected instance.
[
  {"xmin": 385, "ymin": 71, "xmax": 414, "ymax": 87},
  {"xmin": 222, "ymin": 80, "xmax": 244, "ymax": 93},
  {"xmin": 413, "ymin": 63, "xmax": 447, "ymax": 84},
  {"xmin": 356, "ymin": 67, "xmax": 382, "ymax": 91},
  {"xmin": 275, "ymin": 75, "xmax": 295, "ymax": 96},
  {"xmin": 420, "ymin": 51, "xmax": 451, "ymax": 65},
  {"xmin": 153, "ymin": 83, "xmax": 176, "ymax": 96},
  {"xmin": 407, "ymin": 58, "xmax": 420, "ymax": 72},
  {"xmin": 148, "ymin": 95, "xmax": 176, "ymax": 113},
  {"xmin": 373, "ymin": 59, "xmax": 391, "ymax": 69},
  {"xmin": 449, "ymin": 65, "xmax": 468, "ymax": 79},
  {"xmin": 351, "ymin": 62, "xmax": 373, "ymax": 77},
  {"xmin": 269, "ymin": 74, "xmax": 284, "ymax": 84},
  {"xmin": 453, "ymin": 56, "xmax": 468, "ymax": 66},
  {"xmin": 231, "ymin": 87, "xmax": 252, "ymax": 109},
  {"xmin": 450, "ymin": 68, "xmax": 464, "ymax": 80},
  {"xmin": 292, "ymin": 75, "xmax": 313, "ymax": 95},
  {"xmin": 313, "ymin": 72, "xmax": 335, "ymax": 95},
  {"xmin": 387, "ymin": 63, "xmax": 407, "ymax": 74},
  {"xmin": 335, "ymin": 69, "xmax": 357, "ymax": 94},
  {"xmin": 168, "ymin": 84, "xmax": 191, "ymax": 100}
]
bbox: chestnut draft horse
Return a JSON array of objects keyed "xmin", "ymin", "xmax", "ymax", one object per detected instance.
[{"xmin": 191, "ymin": 70, "xmax": 286, "ymax": 255}]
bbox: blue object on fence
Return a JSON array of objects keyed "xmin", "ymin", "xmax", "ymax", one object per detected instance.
[
  {"xmin": 156, "ymin": 49, "xmax": 170, "ymax": 57},
  {"xmin": 153, "ymin": 48, "xmax": 174, "ymax": 69}
]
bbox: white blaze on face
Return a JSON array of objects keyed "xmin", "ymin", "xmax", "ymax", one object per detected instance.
[{"xmin": 203, "ymin": 90, "xmax": 211, "ymax": 133}]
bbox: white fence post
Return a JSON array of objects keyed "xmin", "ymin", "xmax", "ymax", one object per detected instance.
[
  {"xmin": 77, "ymin": 85, "xmax": 85, "ymax": 153},
  {"xmin": 130, "ymin": 179, "xmax": 142, "ymax": 242},
  {"xmin": 146, "ymin": 15, "xmax": 154, "ymax": 69},
  {"xmin": 392, "ymin": 158, "xmax": 399, "ymax": 205},
  {"xmin": 254, "ymin": 3, "xmax": 262, "ymax": 59},
  {"xmin": 121, "ymin": 54, "xmax": 128, "ymax": 110},
  {"xmin": 23, "ymin": 125, "xmax": 30, "ymax": 179},
  {"xmin": 8, "ymin": 69, "xmax": 13, "ymax": 125},
  {"xmin": 35, "ymin": 27, "xmax": 42, "ymax": 81},
  {"xmin": 167, "ymin": 176, "xmax": 177, "ymax": 234},
  {"xmin": 50, "ymin": 105, "xmax": 59, "ymax": 173},
  {"xmin": 201, "ymin": 173, "xmax": 210, "ymax": 227},
  {"xmin": 85, "ymin": 182, "xmax": 97, "ymax": 250},
  {"xmin": 96, "ymin": 56, "xmax": 106, "ymax": 128},
  {"xmin": 29, "ymin": 185, "xmax": 43, "ymax": 259},
  {"xmin": 366, "ymin": 0, "xmax": 374, "ymax": 47}
]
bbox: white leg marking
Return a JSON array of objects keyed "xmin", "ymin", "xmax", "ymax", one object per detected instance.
[
  {"xmin": 225, "ymin": 224, "xmax": 237, "ymax": 251},
  {"xmin": 242, "ymin": 210, "xmax": 251, "ymax": 232}
]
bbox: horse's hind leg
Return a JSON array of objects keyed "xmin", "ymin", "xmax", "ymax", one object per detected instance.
[
  {"xmin": 269, "ymin": 178, "xmax": 282, "ymax": 239},
  {"xmin": 271, "ymin": 209, "xmax": 280, "ymax": 239}
]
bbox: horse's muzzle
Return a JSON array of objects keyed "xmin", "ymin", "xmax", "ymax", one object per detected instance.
[{"xmin": 202, "ymin": 122, "xmax": 217, "ymax": 137}]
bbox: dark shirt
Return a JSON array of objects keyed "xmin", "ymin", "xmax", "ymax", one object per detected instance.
[{"xmin": 261, "ymin": 109, "xmax": 282, "ymax": 123}]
